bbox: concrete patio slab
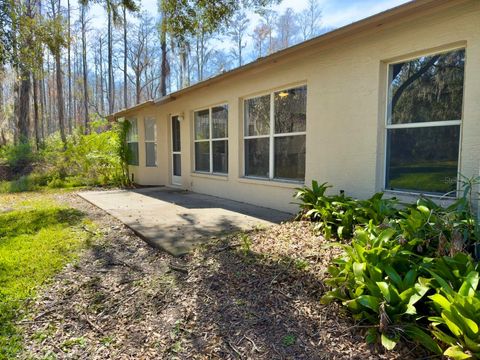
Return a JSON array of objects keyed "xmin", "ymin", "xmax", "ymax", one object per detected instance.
[{"xmin": 78, "ymin": 187, "xmax": 292, "ymax": 256}]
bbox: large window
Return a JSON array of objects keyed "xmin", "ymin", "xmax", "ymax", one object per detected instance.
[
  {"xmin": 385, "ymin": 48, "xmax": 464, "ymax": 195},
  {"xmin": 244, "ymin": 85, "xmax": 306, "ymax": 181},
  {"xmin": 126, "ymin": 118, "xmax": 139, "ymax": 166},
  {"xmin": 193, "ymin": 105, "xmax": 228, "ymax": 174},
  {"xmin": 145, "ymin": 118, "xmax": 157, "ymax": 167}
]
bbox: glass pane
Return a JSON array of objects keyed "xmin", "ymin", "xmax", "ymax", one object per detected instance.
[
  {"xmin": 127, "ymin": 119, "xmax": 138, "ymax": 142},
  {"xmin": 173, "ymin": 153, "xmax": 181, "ymax": 176},
  {"xmin": 144, "ymin": 118, "xmax": 156, "ymax": 142},
  {"xmin": 245, "ymin": 138, "xmax": 269, "ymax": 178},
  {"xmin": 244, "ymin": 95, "xmax": 270, "ymax": 136},
  {"xmin": 212, "ymin": 105, "xmax": 228, "ymax": 139},
  {"xmin": 274, "ymin": 86, "xmax": 307, "ymax": 134},
  {"xmin": 212, "ymin": 140, "xmax": 228, "ymax": 174},
  {"xmin": 172, "ymin": 116, "xmax": 181, "ymax": 152},
  {"xmin": 274, "ymin": 135, "xmax": 306, "ymax": 181},
  {"xmin": 127, "ymin": 142, "xmax": 139, "ymax": 166},
  {"xmin": 389, "ymin": 49, "xmax": 465, "ymax": 124},
  {"xmin": 386, "ymin": 125, "xmax": 460, "ymax": 195},
  {"xmin": 145, "ymin": 142, "xmax": 156, "ymax": 167},
  {"xmin": 194, "ymin": 109, "xmax": 210, "ymax": 140},
  {"xmin": 195, "ymin": 141, "xmax": 210, "ymax": 172}
]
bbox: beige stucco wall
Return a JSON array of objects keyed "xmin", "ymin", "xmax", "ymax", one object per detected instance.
[{"xmin": 126, "ymin": 0, "xmax": 480, "ymax": 213}]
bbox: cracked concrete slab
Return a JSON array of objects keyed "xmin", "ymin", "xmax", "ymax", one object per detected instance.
[{"xmin": 78, "ymin": 187, "xmax": 292, "ymax": 256}]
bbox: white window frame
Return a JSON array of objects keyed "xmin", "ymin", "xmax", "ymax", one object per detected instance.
[
  {"xmin": 144, "ymin": 117, "xmax": 157, "ymax": 167},
  {"xmin": 384, "ymin": 47, "xmax": 465, "ymax": 197},
  {"xmin": 243, "ymin": 85, "xmax": 307, "ymax": 182},
  {"xmin": 126, "ymin": 118, "xmax": 139, "ymax": 166},
  {"xmin": 193, "ymin": 104, "xmax": 228, "ymax": 175}
]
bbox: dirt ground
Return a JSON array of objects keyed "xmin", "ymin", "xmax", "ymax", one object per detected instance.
[{"xmin": 18, "ymin": 192, "xmax": 429, "ymax": 359}]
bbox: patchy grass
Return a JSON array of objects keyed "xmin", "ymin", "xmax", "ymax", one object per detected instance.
[
  {"xmin": 0, "ymin": 175, "xmax": 89, "ymax": 193},
  {"xmin": 0, "ymin": 193, "xmax": 94, "ymax": 359}
]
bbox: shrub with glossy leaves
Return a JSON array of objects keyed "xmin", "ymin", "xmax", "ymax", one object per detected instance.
[
  {"xmin": 295, "ymin": 181, "xmax": 399, "ymax": 239},
  {"xmin": 302, "ymin": 179, "xmax": 480, "ymax": 356}
]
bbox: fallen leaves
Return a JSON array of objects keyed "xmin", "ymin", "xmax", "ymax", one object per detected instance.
[{"xmin": 18, "ymin": 192, "xmax": 428, "ymax": 360}]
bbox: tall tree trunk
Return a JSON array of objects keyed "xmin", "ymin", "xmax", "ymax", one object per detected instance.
[
  {"xmin": 94, "ymin": 46, "xmax": 99, "ymax": 111},
  {"xmin": 0, "ymin": 68, "xmax": 5, "ymax": 147},
  {"xmin": 135, "ymin": 72, "xmax": 140, "ymax": 104},
  {"xmin": 37, "ymin": 0, "xmax": 46, "ymax": 140},
  {"xmin": 47, "ymin": 54, "xmax": 52, "ymax": 134},
  {"xmin": 99, "ymin": 36, "xmax": 105, "ymax": 115},
  {"xmin": 81, "ymin": 3, "xmax": 89, "ymax": 132},
  {"xmin": 73, "ymin": 41, "xmax": 78, "ymax": 123},
  {"xmin": 196, "ymin": 35, "xmax": 200, "ymax": 82},
  {"xmin": 238, "ymin": 37, "xmax": 242, "ymax": 67},
  {"xmin": 55, "ymin": 53, "xmax": 67, "ymax": 145},
  {"xmin": 18, "ymin": 68, "xmax": 31, "ymax": 143},
  {"xmin": 268, "ymin": 30, "xmax": 273, "ymax": 54},
  {"xmin": 107, "ymin": 7, "xmax": 114, "ymax": 114},
  {"xmin": 67, "ymin": 0, "xmax": 72, "ymax": 133},
  {"xmin": 10, "ymin": 1, "xmax": 19, "ymax": 144},
  {"xmin": 13, "ymin": 78, "xmax": 19, "ymax": 144},
  {"xmin": 179, "ymin": 41, "xmax": 189, "ymax": 89},
  {"xmin": 200, "ymin": 31, "xmax": 205, "ymax": 81},
  {"xmin": 0, "ymin": 67, "xmax": 4, "ymax": 145},
  {"xmin": 160, "ymin": 11, "xmax": 167, "ymax": 97},
  {"xmin": 50, "ymin": 0, "xmax": 65, "ymax": 142},
  {"xmin": 32, "ymin": 73, "xmax": 40, "ymax": 149},
  {"xmin": 17, "ymin": 0, "xmax": 34, "ymax": 144},
  {"xmin": 195, "ymin": 30, "xmax": 205, "ymax": 82},
  {"xmin": 123, "ymin": 5, "xmax": 127, "ymax": 108},
  {"xmin": 40, "ymin": 68, "xmax": 46, "ymax": 139}
]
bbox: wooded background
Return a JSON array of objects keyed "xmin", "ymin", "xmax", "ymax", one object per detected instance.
[{"xmin": 0, "ymin": 0, "xmax": 327, "ymax": 147}]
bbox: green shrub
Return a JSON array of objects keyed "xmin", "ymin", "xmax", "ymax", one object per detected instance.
[
  {"xmin": 296, "ymin": 179, "xmax": 479, "ymax": 254},
  {"xmin": 37, "ymin": 117, "xmax": 125, "ymax": 187},
  {"xmin": 322, "ymin": 227, "xmax": 442, "ymax": 353},
  {"xmin": 47, "ymin": 176, "xmax": 66, "ymax": 189},
  {"xmin": 322, "ymin": 226, "xmax": 480, "ymax": 355},
  {"xmin": 0, "ymin": 175, "xmax": 39, "ymax": 193},
  {"xmin": 294, "ymin": 181, "xmax": 399, "ymax": 239},
  {"xmin": 392, "ymin": 197, "xmax": 479, "ymax": 258},
  {"xmin": 0, "ymin": 116, "xmax": 130, "ymax": 193},
  {"xmin": 422, "ymin": 253, "xmax": 478, "ymax": 291},
  {"xmin": 357, "ymin": 192, "xmax": 399, "ymax": 226},
  {"xmin": 305, "ymin": 178, "xmax": 480, "ymax": 355},
  {"xmin": 0, "ymin": 142, "xmax": 36, "ymax": 170},
  {"xmin": 428, "ymin": 268, "xmax": 480, "ymax": 359}
]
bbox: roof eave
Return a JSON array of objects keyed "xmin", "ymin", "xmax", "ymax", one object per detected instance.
[
  {"xmin": 108, "ymin": 0, "xmax": 460, "ymax": 117},
  {"xmin": 151, "ymin": 0, "xmax": 455, "ymax": 102},
  {"xmin": 107, "ymin": 100, "xmax": 156, "ymax": 120}
]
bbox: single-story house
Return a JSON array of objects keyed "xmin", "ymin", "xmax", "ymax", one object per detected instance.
[{"xmin": 110, "ymin": 0, "xmax": 480, "ymax": 214}]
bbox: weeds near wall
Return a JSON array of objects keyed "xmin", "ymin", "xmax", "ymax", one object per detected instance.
[{"xmin": 0, "ymin": 116, "xmax": 130, "ymax": 192}]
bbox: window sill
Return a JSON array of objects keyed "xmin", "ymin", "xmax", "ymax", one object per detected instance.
[
  {"xmin": 238, "ymin": 177, "xmax": 303, "ymax": 189},
  {"xmin": 383, "ymin": 189, "xmax": 457, "ymax": 206},
  {"xmin": 191, "ymin": 172, "xmax": 228, "ymax": 181}
]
